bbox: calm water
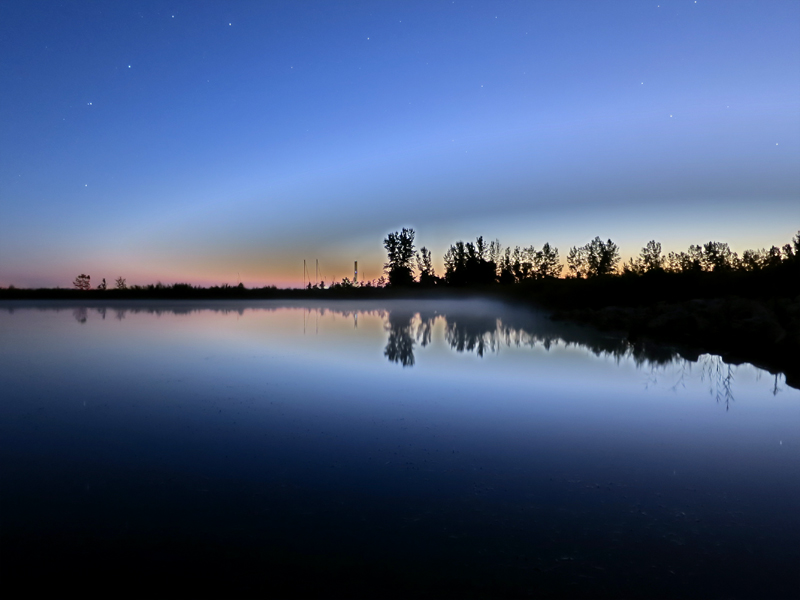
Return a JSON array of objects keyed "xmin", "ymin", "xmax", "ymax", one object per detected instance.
[{"xmin": 1, "ymin": 300, "xmax": 798, "ymax": 598}]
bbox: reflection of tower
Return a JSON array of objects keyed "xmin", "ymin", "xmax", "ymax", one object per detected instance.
[{"xmin": 354, "ymin": 261, "xmax": 358, "ymax": 284}]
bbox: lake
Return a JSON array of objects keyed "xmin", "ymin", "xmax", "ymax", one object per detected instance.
[{"xmin": 1, "ymin": 299, "xmax": 798, "ymax": 598}]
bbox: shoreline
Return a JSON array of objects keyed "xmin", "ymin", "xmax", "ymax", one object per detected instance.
[
  {"xmin": 2, "ymin": 288, "xmax": 797, "ymax": 390},
  {"xmin": 550, "ymin": 297, "xmax": 800, "ymax": 390}
]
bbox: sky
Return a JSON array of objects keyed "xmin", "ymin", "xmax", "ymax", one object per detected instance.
[{"xmin": 1, "ymin": 0, "xmax": 798, "ymax": 288}]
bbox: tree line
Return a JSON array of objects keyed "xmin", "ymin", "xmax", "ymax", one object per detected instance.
[
  {"xmin": 383, "ymin": 228, "xmax": 800, "ymax": 287},
  {"xmin": 58, "ymin": 229, "xmax": 798, "ymax": 291}
]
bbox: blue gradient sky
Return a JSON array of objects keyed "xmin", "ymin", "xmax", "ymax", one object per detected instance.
[{"xmin": 1, "ymin": 0, "xmax": 798, "ymax": 288}]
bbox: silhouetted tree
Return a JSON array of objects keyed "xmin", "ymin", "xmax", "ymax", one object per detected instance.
[
  {"xmin": 73, "ymin": 274, "xmax": 90, "ymax": 290},
  {"xmin": 741, "ymin": 247, "xmax": 782, "ymax": 271},
  {"xmin": 330, "ymin": 277, "xmax": 356, "ymax": 288},
  {"xmin": 513, "ymin": 246, "xmax": 532, "ymax": 281},
  {"xmin": 585, "ymin": 237, "xmax": 620, "ymax": 276},
  {"xmin": 567, "ymin": 238, "xmax": 619, "ymax": 278},
  {"xmin": 97, "ymin": 278, "xmax": 107, "ymax": 290},
  {"xmin": 783, "ymin": 231, "xmax": 799, "ymax": 263},
  {"xmin": 498, "ymin": 247, "xmax": 516, "ymax": 284},
  {"xmin": 384, "ymin": 228, "xmax": 416, "ymax": 286},
  {"xmin": 488, "ymin": 239, "xmax": 502, "ymax": 270},
  {"xmin": 624, "ymin": 240, "xmax": 664, "ymax": 275},
  {"xmin": 640, "ymin": 240, "xmax": 664, "ymax": 272},
  {"xmin": 532, "ymin": 243, "xmax": 562, "ymax": 278},
  {"xmin": 762, "ymin": 246, "xmax": 783, "ymax": 269},
  {"xmin": 496, "ymin": 243, "xmax": 561, "ymax": 282},
  {"xmin": 740, "ymin": 249, "xmax": 763, "ymax": 272},
  {"xmin": 701, "ymin": 241, "xmax": 737, "ymax": 272},
  {"xmin": 666, "ymin": 244, "xmax": 703, "ymax": 273},
  {"xmin": 443, "ymin": 236, "xmax": 497, "ymax": 286},
  {"xmin": 416, "ymin": 246, "xmax": 437, "ymax": 286},
  {"xmin": 115, "ymin": 277, "xmax": 126, "ymax": 289},
  {"xmin": 443, "ymin": 241, "xmax": 467, "ymax": 285},
  {"xmin": 566, "ymin": 246, "xmax": 589, "ymax": 278},
  {"xmin": 622, "ymin": 257, "xmax": 643, "ymax": 276}
]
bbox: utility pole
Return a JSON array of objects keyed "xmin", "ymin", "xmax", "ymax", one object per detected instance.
[{"xmin": 354, "ymin": 261, "xmax": 358, "ymax": 285}]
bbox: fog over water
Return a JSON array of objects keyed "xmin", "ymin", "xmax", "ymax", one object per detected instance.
[{"xmin": 1, "ymin": 299, "xmax": 798, "ymax": 597}]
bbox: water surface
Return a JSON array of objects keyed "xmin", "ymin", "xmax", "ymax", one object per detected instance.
[{"xmin": 1, "ymin": 300, "xmax": 798, "ymax": 597}]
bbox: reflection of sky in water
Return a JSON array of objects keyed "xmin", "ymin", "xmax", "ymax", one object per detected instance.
[{"xmin": 1, "ymin": 300, "xmax": 798, "ymax": 596}]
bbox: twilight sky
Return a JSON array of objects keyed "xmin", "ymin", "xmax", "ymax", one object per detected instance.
[{"xmin": 1, "ymin": 0, "xmax": 798, "ymax": 288}]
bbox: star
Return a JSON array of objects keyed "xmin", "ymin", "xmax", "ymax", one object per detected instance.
[{"xmin": 128, "ymin": 65, "xmax": 131, "ymax": 68}]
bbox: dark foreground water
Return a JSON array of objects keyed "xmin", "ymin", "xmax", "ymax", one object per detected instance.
[{"xmin": 1, "ymin": 300, "xmax": 798, "ymax": 598}]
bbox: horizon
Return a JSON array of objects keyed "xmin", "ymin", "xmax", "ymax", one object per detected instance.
[
  {"xmin": 3, "ymin": 228, "xmax": 798, "ymax": 291},
  {"xmin": 2, "ymin": 1, "xmax": 799, "ymax": 289}
]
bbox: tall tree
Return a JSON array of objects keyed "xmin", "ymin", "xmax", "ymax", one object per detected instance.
[
  {"xmin": 498, "ymin": 247, "xmax": 516, "ymax": 284},
  {"xmin": 639, "ymin": 240, "xmax": 664, "ymax": 272},
  {"xmin": 384, "ymin": 228, "xmax": 416, "ymax": 286},
  {"xmin": 625, "ymin": 240, "xmax": 664, "ymax": 275},
  {"xmin": 443, "ymin": 237, "xmax": 497, "ymax": 286},
  {"xmin": 701, "ymin": 241, "xmax": 736, "ymax": 272},
  {"xmin": 584, "ymin": 237, "xmax": 620, "ymax": 277},
  {"xmin": 566, "ymin": 246, "xmax": 589, "ymax": 279},
  {"xmin": 416, "ymin": 246, "xmax": 437, "ymax": 287},
  {"xmin": 533, "ymin": 243, "xmax": 562, "ymax": 278}
]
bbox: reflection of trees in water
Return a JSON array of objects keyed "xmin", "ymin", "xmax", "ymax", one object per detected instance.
[
  {"xmin": 772, "ymin": 374, "xmax": 782, "ymax": 396},
  {"xmin": 379, "ymin": 308, "xmax": 783, "ymax": 405},
  {"xmin": 56, "ymin": 305, "xmax": 245, "ymax": 322},
  {"xmin": 384, "ymin": 310, "xmax": 417, "ymax": 367},
  {"xmin": 646, "ymin": 355, "xmax": 737, "ymax": 410},
  {"xmin": 382, "ymin": 308, "xmax": 685, "ymax": 369},
  {"xmin": 384, "ymin": 309, "xmax": 443, "ymax": 367},
  {"xmin": 382, "ymin": 310, "xmax": 501, "ymax": 365},
  {"xmin": 3, "ymin": 301, "xmax": 789, "ymax": 399},
  {"xmin": 701, "ymin": 355, "xmax": 735, "ymax": 411},
  {"xmin": 446, "ymin": 315, "xmax": 499, "ymax": 356},
  {"xmin": 40, "ymin": 303, "xmax": 387, "ymax": 325}
]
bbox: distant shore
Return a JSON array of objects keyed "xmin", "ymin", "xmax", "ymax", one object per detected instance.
[{"xmin": 2, "ymin": 271, "xmax": 798, "ymax": 389}]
